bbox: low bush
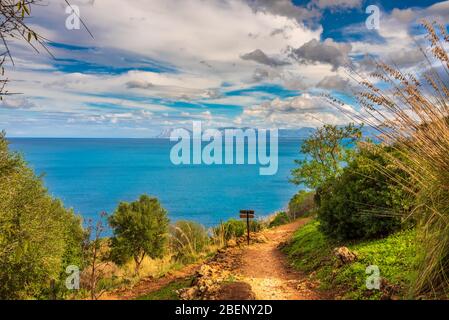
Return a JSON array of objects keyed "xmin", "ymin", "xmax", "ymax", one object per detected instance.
[
  {"xmin": 213, "ymin": 219, "xmax": 263, "ymax": 241},
  {"xmin": 169, "ymin": 220, "xmax": 210, "ymax": 263},
  {"xmin": 109, "ymin": 195, "xmax": 170, "ymax": 275},
  {"xmin": 317, "ymin": 146, "xmax": 411, "ymax": 241},
  {"xmin": 269, "ymin": 212, "xmax": 291, "ymax": 228},
  {"xmin": 222, "ymin": 219, "xmax": 246, "ymax": 239}
]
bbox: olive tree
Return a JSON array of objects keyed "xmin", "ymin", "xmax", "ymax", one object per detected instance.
[
  {"xmin": 290, "ymin": 123, "xmax": 363, "ymax": 189},
  {"xmin": 0, "ymin": 131, "xmax": 84, "ymax": 299},
  {"xmin": 109, "ymin": 195, "xmax": 169, "ymax": 275}
]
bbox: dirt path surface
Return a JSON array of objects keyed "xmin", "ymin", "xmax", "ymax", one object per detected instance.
[
  {"xmin": 236, "ymin": 219, "xmax": 322, "ymax": 300},
  {"xmin": 104, "ymin": 218, "xmax": 326, "ymax": 300}
]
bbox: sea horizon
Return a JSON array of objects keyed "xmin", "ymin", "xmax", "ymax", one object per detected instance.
[{"xmin": 9, "ymin": 137, "xmax": 306, "ymax": 229}]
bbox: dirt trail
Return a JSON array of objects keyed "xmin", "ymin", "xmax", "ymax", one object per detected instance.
[
  {"xmin": 236, "ymin": 219, "xmax": 322, "ymax": 300},
  {"xmin": 104, "ymin": 218, "xmax": 325, "ymax": 300}
]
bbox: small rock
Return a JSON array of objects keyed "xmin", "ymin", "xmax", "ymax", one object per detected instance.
[
  {"xmin": 227, "ymin": 239, "xmax": 237, "ymax": 247},
  {"xmin": 333, "ymin": 247, "xmax": 357, "ymax": 265},
  {"xmin": 178, "ymin": 287, "xmax": 198, "ymax": 300},
  {"xmin": 253, "ymin": 234, "xmax": 268, "ymax": 243},
  {"xmin": 215, "ymin": 282, "xmax": 255, "ymax": 300}
]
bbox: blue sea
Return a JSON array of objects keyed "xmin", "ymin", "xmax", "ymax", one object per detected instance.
[{"xmin": 9, "ymin": 138, "xmax": 305, "ymax": 228}]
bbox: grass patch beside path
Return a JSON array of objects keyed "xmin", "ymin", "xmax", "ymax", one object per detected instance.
[
  {"xmin": 136, "ymin": 277, "xmax": 193, "ymax": 300},
  {"xmin": 284, "ymin": 220, "xmax": 417, "ymax": 299}
]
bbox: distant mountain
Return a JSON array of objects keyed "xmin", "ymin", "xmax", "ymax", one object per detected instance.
[
  {"xmin": 155, "ymin": 125, "xmax": 376, "ymax": 139},
  {"xmin": 156, "ymin": 128, "xmax": 175, "ymax": 138},
  {"xmin": 278, "ymin": 126, "xmax": 378, "ymax": 139},
  {"xmin": 278, "ymin": 128, "xmax": 316, "ymax": 138},
  {"xmin": 155, "ymin": 127, "xmax": 314, "ymax": 139},
  {"xmin": 156, "ymin": 128, "xmax": 193, "ymax": 138}
]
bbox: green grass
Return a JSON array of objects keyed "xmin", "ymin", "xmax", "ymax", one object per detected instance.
[
  {"xmin": 136, "ymin": 277, "xmax": 193, "ymax": 300},
  {"xmin": 284, "ymin": 220, "xmax": 417, "ymax": 299},
  {"xmin": 285, "ymin": 220, "xmax": 332, "ymax": 272}
]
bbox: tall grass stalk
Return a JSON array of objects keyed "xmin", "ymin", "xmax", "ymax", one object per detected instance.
[{"xmin": 327, "ymin": 21, "xmax": 449, "ymax": 297}]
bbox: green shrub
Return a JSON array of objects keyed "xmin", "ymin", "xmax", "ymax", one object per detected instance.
[
  {"xmin": 109, "ymin": 195, "xmax": 169, "ymax": 275},
  {"xmin": 288, "ymin": 190, "xmax": 315, "ymax": 219},
  {"xmin": 222, "ymin": 219, "xmax": 245, "ymax": 239},
  {"xmin": 214, "ymin": 219, "xmax": 262, "ymax": 241},
  {"xmin": 290, "ymin": 124, "xmax": 362, "ymax": 189},
  {"xmin": 170, "ymin": 220, "xmax": 210, "ymax": 263},
  {"xmin": 269, "ymin": 212, "xmax": 291, "ymax": 228},
  {"xmin": 0, "ymin": 132, "xmax": 84, "ymax": 299},
  {"xmin": 317, "ymin": 146, "xmax": 411, "ymax": 241}
]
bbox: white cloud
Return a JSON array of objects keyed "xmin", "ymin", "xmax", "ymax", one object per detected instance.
[
  {"xmin": 33, "ymin": 0, "xmax": 320, "ymax": 69},
  {"xmin": 238, "ymin": 93, "xmax": 353, "ymax": 127},
  {"xmin": 1, "ymin": 97, "xmax": 37, "ymax": 109},
  {"xmin": 2, "ymin": 0, "xmax": 445, "ymax": 136},
  {"xmin": 311, "ymin": 0, "xmax": 362, "ymax": 10},
  {"xmin": 5, "ymin": 0, "xmax": 325, "ymax": 119},
  {"xmin": 290, "ymin": 38, "xmax": 352, "ymax": 71},
  {"xmin": 348, "ymin": 1, "xmax": 449, "ymax": 68},
  {"xmin": 316, "ymin": 75, "xmax": 351, "ymax": 92}
]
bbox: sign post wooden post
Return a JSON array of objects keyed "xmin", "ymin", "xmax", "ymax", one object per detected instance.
[{"xmin": 239, "ymin": 210, "xmax": 255, "ymax": 245}]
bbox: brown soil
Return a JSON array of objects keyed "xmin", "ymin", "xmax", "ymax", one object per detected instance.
[
  {"xmin": 235, "ymin": 218, "xmax": 323, "ymax": 300},
  {"xmin": 215, "ymin": 282, "xmax": 255, "ymax": 300},
  {"xmin": 104, "ymin": 218, "xmax": 329, "ymax": 300}
]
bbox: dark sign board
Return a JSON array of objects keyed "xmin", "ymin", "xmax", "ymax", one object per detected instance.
[{"xmin": 239, "ymin": 210, "xmax": 255, "ymax": 245}]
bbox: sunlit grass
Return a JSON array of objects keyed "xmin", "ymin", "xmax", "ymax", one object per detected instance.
[{"xmin": 284, "ymin": 220, "xmax": 417, "ymax": 299}]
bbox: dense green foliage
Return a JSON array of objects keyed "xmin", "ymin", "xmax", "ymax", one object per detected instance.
[
  {"xmin": 287, "ymin": 190, "xmax": 315, "ymax": 219},
  {"xmin": 0, "ymin": 132, "xmax": 84, "ymax": 299},
  {"xmin": 284, "ymin": 220, "xmax": 417, "ymax": 299},
  {"xmin": 269, "ymin": 212, "xmax": 291, "ymax": 228},
  {"xmin": 109, "ymin": 195, "xmax": 169, "ymax": 274},
  {"xmin": 170, "ymin": 220, "xmax": 210, "ymax": 263},
  {"xmin": 285, "ymin": 123, "xmax": 418, "ymax": 298},
  {"xmin": 316, "ymin": 147, "xmax": 410, "ymax": 240},
  {"xmin": 290, "ymin": 124, "xmax": 411, "ymax": 241},
  {"xmin": 291, "ymin": 124, "xmax": 362, "ymax": 189}
]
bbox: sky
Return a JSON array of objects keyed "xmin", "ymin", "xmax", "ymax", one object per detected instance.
[{"xmin": 0, "ymin": 0, "xmax": 448, "ymax": 137}]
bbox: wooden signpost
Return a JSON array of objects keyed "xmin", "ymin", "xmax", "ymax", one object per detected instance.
[{"xmin": 240, "ymin": 210, "xmax": 255, "ymax": 245}]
